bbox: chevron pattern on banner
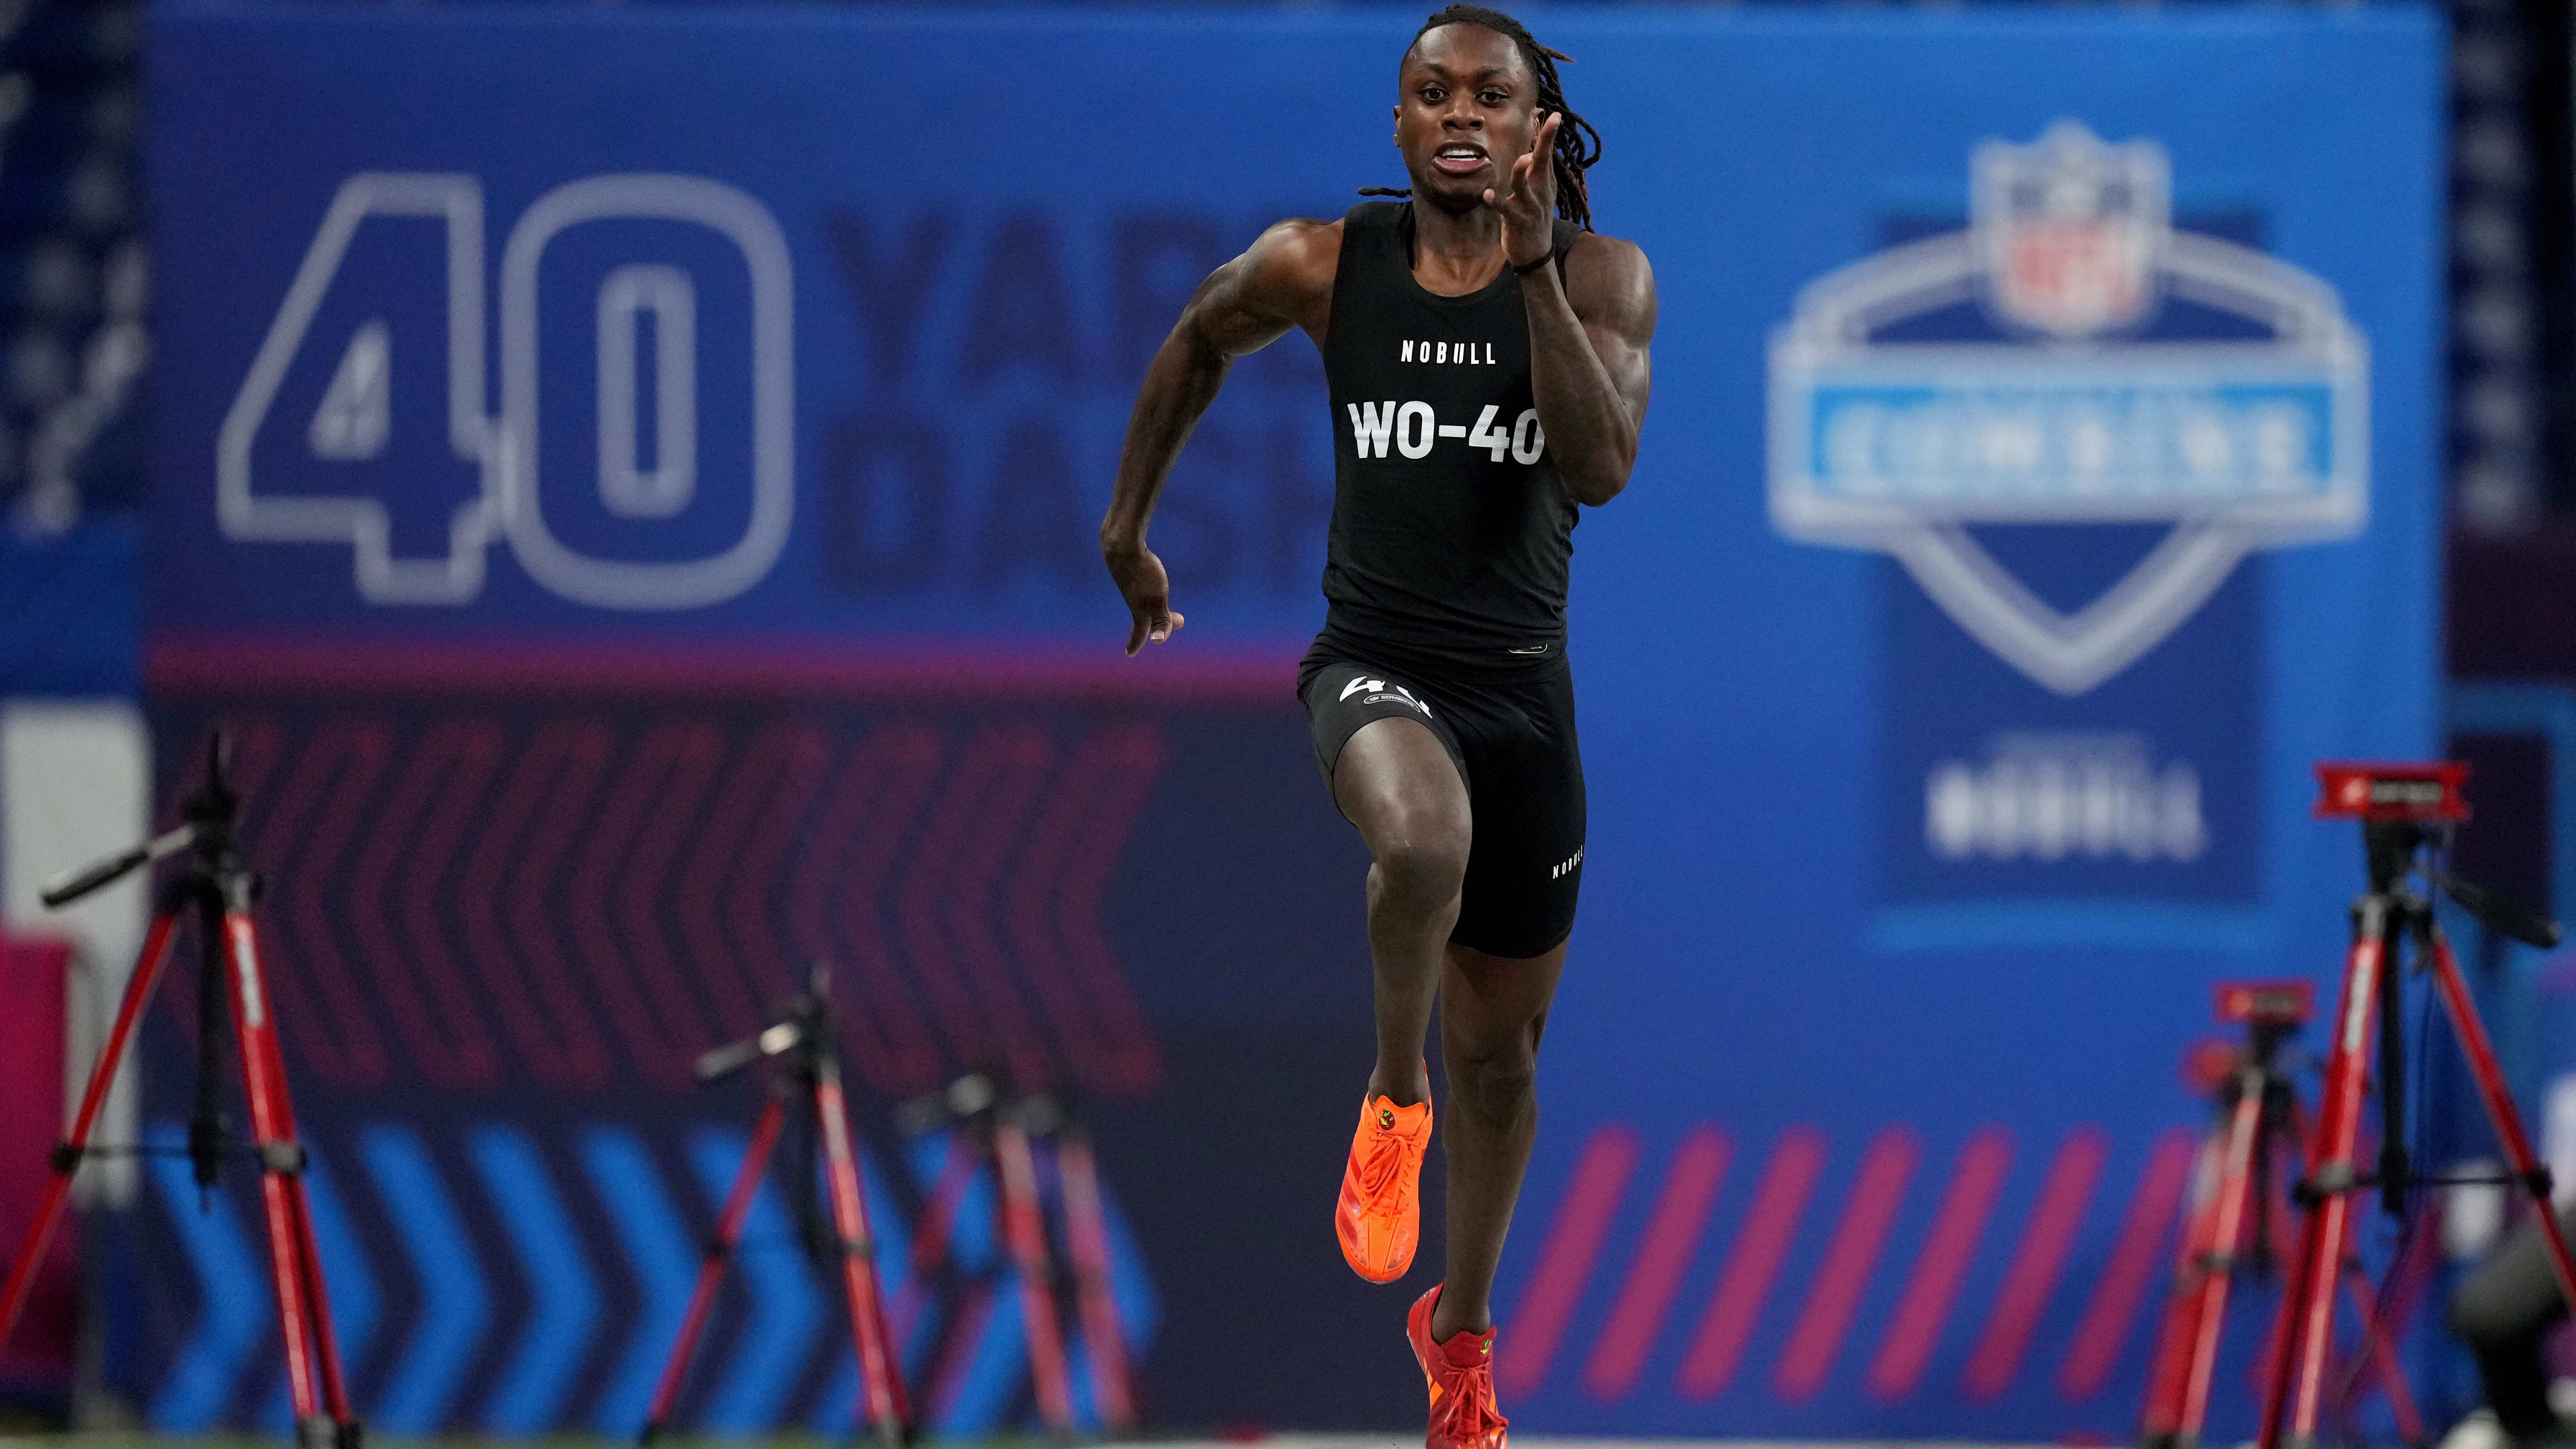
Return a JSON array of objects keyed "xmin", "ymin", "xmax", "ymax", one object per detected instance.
[
  {"xmin": 126, "ymin": 692, "xmax": 1212, "ymax": 1433},
  {"xmin": 144, "ymin": 1109, "xmax": 2230, "ymax": 1432},
  {"xmin": 137, "ymin": 1116, "xmax": 1159, "ymax": 1435},
  {"xmin": 146, "ymin": 709, "xmax": 1171, "ymax": 1100},
  {"xmin": 468, "ymin": 1127, "xmax": 602, "ymax": 1434},
  {"xmin": 140, "ymin": 1125, "xmax": 266, "ymax": 1433}
]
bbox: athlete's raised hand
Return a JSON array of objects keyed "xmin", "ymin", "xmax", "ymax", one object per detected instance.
[
  {"xmin": 1104, "ymin": 539, "xmax": 1186, "ymax": 656},
  {"xmin": 1484, "ymin": 111, "xmax": 1561, "ymax": 269}
]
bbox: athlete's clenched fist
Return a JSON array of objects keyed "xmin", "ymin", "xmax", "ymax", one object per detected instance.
[{"xmin": 1102, "ymin": 538, "xmax": 1185, "ymax": 655}]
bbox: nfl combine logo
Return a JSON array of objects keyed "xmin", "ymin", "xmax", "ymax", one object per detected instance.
[{"xmin": 1768, "ymin": 121, "xmax": 2369, "ymax": 696}]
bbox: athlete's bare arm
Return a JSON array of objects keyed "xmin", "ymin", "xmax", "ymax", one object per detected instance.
[
  {"xmin": 1100, "ymin": 218, "xmax": 1341, "ymax": 655},
  {"xmin": 1485, "ymin": 111, "xmax": 1657, "ymax": 507},
  {"xmin": 1536, "ymin": 234, "xmax": 1655, "ymax": 504}
]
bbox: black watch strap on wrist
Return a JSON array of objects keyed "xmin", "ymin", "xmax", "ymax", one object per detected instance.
[{"xmin": 1512, "ymin": 251, "xmax": 1556, "ymax": 276}]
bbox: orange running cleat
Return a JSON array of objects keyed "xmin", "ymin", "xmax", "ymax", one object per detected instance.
[
  {"xmin": 1408, "ymin": 1282, "xmax": 1507, "ymax": 1448},
  {"xmin": 1335, "ymin": 1091, "xmax": 1432, "ymax": 1281}
]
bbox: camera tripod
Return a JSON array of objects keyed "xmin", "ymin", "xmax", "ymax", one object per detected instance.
[
  {"xmin": 0, "ymin": 732, "xmax": 360, "ymax": 1449},
  {"xmin": 1004, "ymin": 1088, "xmax": 1139, "ymax": 1435},
  {"xmin": 2139, "ymin": 980, "xmax": 2420, "ymax": 1449},
  {"xmin": 639, "ymin": 969, "xmax": 909, "ymax": 1447},
  {"xmin": 2253, "ymin": 764, "xmax": 2575, "ymax": 1449},
  {"xmin": 895, "ymin": 1076, "xmax": 1137, "ymax": 1437}
]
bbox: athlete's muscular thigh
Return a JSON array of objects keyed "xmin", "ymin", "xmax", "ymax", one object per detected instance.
[{"xmin": 1332, "ymin": 716, "xmax": 1472, "ymax": 897}]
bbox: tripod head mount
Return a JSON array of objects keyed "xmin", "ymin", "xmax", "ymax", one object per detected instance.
[
  {"xmin": 2214, "ymin": 978, "xmax": 2313, "ymax": 1070},
  {"xmin": 2313, "ymin": 761, "xmax": 2561, "ymax": 949},
  {"xmin": 183, "ymin": 730, "xmax": 240, "ymax": 844},
  {"xmin": 1003, "ymin": 1088, "xmax": 1076, "ymax": 1138},
  {"xmin": 40, "ymin": 731, "xmax": 241, "ymax": 910},
  {"xmin": 695, "ymin": 963, "xmax": 837, "ymax": 1085},
  {"xmin": 895, "ymin": 1072, "xmax": 1000, "ymax": 1136},
  {"xmin": 893, "ymin": 1073, "xmax": 1083, "ymax": 1143}
]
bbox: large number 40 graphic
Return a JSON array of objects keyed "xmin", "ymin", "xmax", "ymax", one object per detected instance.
[{"xmin": 217, "ymin": 173, "xmax": 794, "ymax": 609}]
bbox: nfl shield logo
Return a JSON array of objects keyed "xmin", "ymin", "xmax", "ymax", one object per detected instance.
[
  {"xmin": 1768, "ymin": 118, "xmax": 2368, "ymax": 696},
  {"xmin": 1973, "ymin": 121, "xmax": 2169, "ymax": 338}
]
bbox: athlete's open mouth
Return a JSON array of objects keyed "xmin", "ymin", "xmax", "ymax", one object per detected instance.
[{"xmin": 1432, "ymin": 143, "xmax": 1489, "ymax": 176}]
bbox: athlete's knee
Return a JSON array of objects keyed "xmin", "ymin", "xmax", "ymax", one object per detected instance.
[
  {"xmin": 1443, "ymin": 1032, "xmax": 1539, "ymax": 1124},
  {"xmin": 1369, "ymin": 805, "xmax": 1470, "ymax": 907}
]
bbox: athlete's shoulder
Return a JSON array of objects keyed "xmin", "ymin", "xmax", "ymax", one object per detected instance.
[
  {"xmin": 1562, "ymin": 230, "xmax": 1656, "ymax": 338},
  {"xmin": 1563, "ymin": 230, "xmax": 1652, "ymax": 289},
  {"xmin": 1234, "ymin": 215, "xmax": 1343, "ymax": 313},
  {"xmin": 1245, "ymin": 215, "xmax": 1343, "ymax": 268}
]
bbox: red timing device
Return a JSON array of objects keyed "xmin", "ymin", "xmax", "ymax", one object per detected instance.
[
  {"xmin": 2140, "ymin": 759, "xmax": 2566, "ymax": 1449},
  {"xmin": 2313, "ymin": 761, "xmax": 2470, "ymax": 822},
  {"xmin": 2214, "ymin": 979, "xmax": 2315, "ymax": 1027}
]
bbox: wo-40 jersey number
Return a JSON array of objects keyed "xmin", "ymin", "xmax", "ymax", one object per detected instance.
[{"xmin": 1347, "ymin": 401, "xmax": 1545, "ymax": 463}]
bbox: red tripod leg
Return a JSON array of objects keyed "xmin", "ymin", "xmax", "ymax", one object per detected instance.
[
  {"xmin": 892, "ymin": 1132, "xmax": 980, "ymax": 1341},
  {"xmin": 234, "ymin": 914, "xmax": 354, "ymax": 1424},
  {"xmin": 2254, "ymin": 1210, "xmax": 2312, "ymax": 1430},
  {"xmin": 2173, "ymin": 1077, "xmax": 2268, "ymax": 1447},
  {"xmin": 2426, "ymin": 932, "xmax": 2576, "ymax": 1312},
  {"xmin": 287, "ymin": 1176, "xmax": 354, "ymax": 1423},
  {"xmin": 1054, "ymin": 1130, "xmax": 1137, "ymax": 1433},
  {"xmin": 2247, "ymin": 1110, "xmax": 2308, "ymax": 1410},
  {"xmin": 2336, "ymin": 1267, "xmax": 2424, "ymax": 1446},
  {"xmin": 0, "ymin": 910, "xmax": 178, "ymax": 1353},
  {"xmin": 2261, "ymin": 912, "xmax": 2388, "ymax": 1449},
  {"xmin": 813, "ymin": 1067, "xmax": 910, "ymax": 1445},
  {"xmin": 641, "ymin": 1095, "xmax": 786, "ymax": 1444},
  {"xmin": 993, "ymin": 1121, "xmax": 1075, "ymax": 1432},
  {"xmin": 220, "ymin": 907, "xmax": 350, "ymax": 1440},
  {"xmin": 2140, "ymin": 1141, "xmax": 2219, "ymax": 1445}
]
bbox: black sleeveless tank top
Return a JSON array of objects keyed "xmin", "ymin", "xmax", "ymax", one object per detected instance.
[{"xmin": 1317, "ymin": 200, "xmax": 1582, "ymax": 665}]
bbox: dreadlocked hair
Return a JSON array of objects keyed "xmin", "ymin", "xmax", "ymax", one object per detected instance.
[{"xmin": 1360, "ymin": 3, "xmax": 1603, "ymax": 230}]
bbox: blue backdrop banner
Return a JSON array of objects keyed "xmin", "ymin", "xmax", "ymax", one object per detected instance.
[{"xmin": 145, "ymin": 2, "xmax": 2442, "ymax": 1437}]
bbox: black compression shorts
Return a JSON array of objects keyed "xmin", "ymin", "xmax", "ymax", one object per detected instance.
[{"xmin": 1297, "ymin": 648, "xmax": 1585, "ymax": 959}]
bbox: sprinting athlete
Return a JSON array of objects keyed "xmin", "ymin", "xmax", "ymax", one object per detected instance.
[{"xmin": 1100, "ymin": 6, "xmax": 1654, "ymax": 1441}]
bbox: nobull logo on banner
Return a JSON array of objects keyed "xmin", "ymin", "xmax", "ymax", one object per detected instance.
[{"xmin": 1768, "ymin": 121, "xmax": 2370, "ymax": 696}]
